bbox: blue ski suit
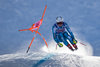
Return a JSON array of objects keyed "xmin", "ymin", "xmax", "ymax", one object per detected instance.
[{"xmin": 52, "ymin": 22, "xmax": 75, "ymax": 46}]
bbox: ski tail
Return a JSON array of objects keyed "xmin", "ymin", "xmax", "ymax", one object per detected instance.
[
  {"xmin": 26, "ymin": 36, "xmax": 36, "ymax": 53},
  {"xmin": 26, "ymin": 47, "xmax": 30, "ymax": 53}
]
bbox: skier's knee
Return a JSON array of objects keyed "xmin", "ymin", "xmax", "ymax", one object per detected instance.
[
  {"xmin": 67, "ymin": 44, "xmax": 74, "ymax": 51},
  {"xmin": 72, "ymin": 44, "xmax": 78, "ymax": 50}
]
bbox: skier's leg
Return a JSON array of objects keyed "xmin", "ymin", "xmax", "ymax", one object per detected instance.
[
  {"xmin": 56, "ymin": 35, "xmax": 64, "ymax": 47},
  {"xmin": 59, "ymin": 33, "xmax": 74, "ymax": 51},
  {"xmin": 67, "ymin": 36, "xmax": 78, "ymax": 50},
  {"xmin": 64, "ymin": 32, "xmax": 78, "ymax": 50},
  {"xmin": 53, "ymin": 34, "xmax": 61, "ymax": 44}
]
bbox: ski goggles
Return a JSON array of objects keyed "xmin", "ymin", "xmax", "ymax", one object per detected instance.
[{"xmin": 57, "ymin": 22, "xmax": 63, "ymax": 25}]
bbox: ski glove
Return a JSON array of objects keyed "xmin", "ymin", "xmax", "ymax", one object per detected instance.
[
  {"xmin": 58, "ymin": 43, "xmax": 63, "ymax": 47},
  {"xmin": 73, "ymin": 39, "xmax": 77, "ymax": 44}
]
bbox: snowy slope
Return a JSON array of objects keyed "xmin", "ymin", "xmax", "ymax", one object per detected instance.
[
  {"xmin": 0, "ymin": 0, "xmax": 100, "ymax": 56},
  {"xmin": 0, "ymin": 41, "xmax": 100, "ymax": 67},
  {"xmin": 0, "ymin": 52, "xmax": 100, "ymax": 67}
]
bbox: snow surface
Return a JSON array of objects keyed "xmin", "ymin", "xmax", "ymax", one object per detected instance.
[
  {"xmin": 0, "ymin": 0, "xmax": 100, "ymax": 56},
  {"xmin": 0, "ymin": 51, "xmax": 100, "ymax": 67},
  {"xmin": 0, "ymin": 41, "xmax": 100, "ymax": 67}
]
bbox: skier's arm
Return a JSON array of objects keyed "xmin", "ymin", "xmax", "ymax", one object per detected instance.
[
  {"xmin": 64, "ymin": 23, "xmax": 75, "ymax": 39},
  {"xmin": 52, "ymin": 25, "xmax": 59, "ymax": 43}
]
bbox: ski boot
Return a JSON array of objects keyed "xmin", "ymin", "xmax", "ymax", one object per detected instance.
[
  {"xmin": 58, "ymin": 43, "xmax": 63, "ymax": 47},
  {"xmin": 73, "ymin": 44, "xmax": 78, "ymax": 50},
  {"xmin": 67, "ymin": 44, "xmax": 74, "ymax": 51}
]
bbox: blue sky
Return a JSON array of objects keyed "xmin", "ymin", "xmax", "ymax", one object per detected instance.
[{"xmin": 0, "ymin": 0, "xmax": 100, "ymax": 56}]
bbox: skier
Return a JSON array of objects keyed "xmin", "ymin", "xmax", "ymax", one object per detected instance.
[
  {"xmin": 19, "ymin": 5, "xmax": 48, "ymax": 53},
  {"xmin": 52, "ymin": 16, "xmax": 78, "ymax": 51}
]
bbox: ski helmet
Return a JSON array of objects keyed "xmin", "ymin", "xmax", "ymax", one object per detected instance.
[{"xmin": 56, "ymin": 16, "xmax": 64, "ymax": 23}]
